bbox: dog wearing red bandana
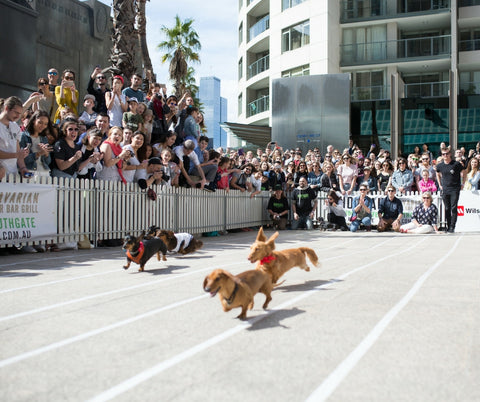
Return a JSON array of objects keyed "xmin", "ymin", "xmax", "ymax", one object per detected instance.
[
  {"xmin": 247, "ymin": 227, "xmax": 319, "ymax": 284},
  {"xmin": 122, "ymin": 231, "xmax": 168, "ymax": 272}
]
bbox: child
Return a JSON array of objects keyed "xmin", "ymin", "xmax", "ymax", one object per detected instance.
[
  {"xmin": 418, "ymin": 169, "xmax": 437, "ymax": 193},
  {"xmin": 160, "ymin": 149, "xmax": 179, "ymax": 187},
  {"xmin": 142, "ymin": 108, "xmax": 153, "ymax": 145},
  {"xmin": 78, "ymin": 94, "xmax": 97, "ymax": 128},
  {"xmin": 122, "ymin": 97, "xmax": 144, "ymax": 132}
]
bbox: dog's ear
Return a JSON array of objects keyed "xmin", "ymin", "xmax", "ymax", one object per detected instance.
[
  {"xmin": 256, "ymin": 227, "xmax": 267, "ymax": 242},
  {"xmin": 139, "ymin": 231, "xmax": 145, "ymax": 241},
  {"xmin": 266, "ymin": 231, "xmax": 278, "ymax": 249},
  {"xmin": 268, "ymin": 231, "xmax": 279, "ymax": 242}
]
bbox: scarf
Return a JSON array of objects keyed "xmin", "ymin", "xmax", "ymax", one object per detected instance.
[
  {"xmin": 260, "ymin": 255, "xmax": 276, "ymax": 265},
  {"xmin": 126, "ymin": 242, "xmax": 145, "ymax": 264},
  {"xmin": 152, "ymin": 96, "xmax": 164, "ymax": 120},
  {"xmin": 104, "ymin": 139, "xmax": 126, "ymax": 184}
]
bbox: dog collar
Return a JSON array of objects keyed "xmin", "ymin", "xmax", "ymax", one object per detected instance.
[
  {"xmin": 126, "ymin": 241, "xmax": 145, "ymax": 264},
  {"xmin": 226, "ymin": 282, "xmax": 239, "ymax": 305},
  {"xmin": 260, "ymin": 255, "xmax": 276, "ymax": 265}
]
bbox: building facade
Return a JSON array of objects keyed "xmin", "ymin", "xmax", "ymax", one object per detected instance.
[
  {"xmin": 237, "ymin": 0, "xmax": 480, "ymax": 155},
  {"xmin": 199, "ymin": 76, "xmax": 228, "ymax": 149}
]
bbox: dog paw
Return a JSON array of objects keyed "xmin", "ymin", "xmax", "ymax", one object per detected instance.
[
  {"xmin": 123, "ymin": 266, "xmax": 129, "ymax": 270},
  {"xmin": 138, "ymin": 267, "xmax": 144, "ymax": 272}
]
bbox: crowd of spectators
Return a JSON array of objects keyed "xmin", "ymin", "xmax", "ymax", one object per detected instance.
[{"xmin": 1, "ymin": 67, "xmax": 480, "ymax": 235}]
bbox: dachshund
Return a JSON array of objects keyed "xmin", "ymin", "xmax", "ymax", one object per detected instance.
[
  {"xmin": 247, "ymin": 227, "xmax": 319, "ymax": 284},
  {"xmin": 203, "ymin": 268, "xmax": 273, "ymax": 320},
  {"xmin": 122, "ymin": 232, "xmax": 167, "ymax": 272},
  {"xmin": 147, "ymin": 226, "xmax": 203, "ymax": 255}
]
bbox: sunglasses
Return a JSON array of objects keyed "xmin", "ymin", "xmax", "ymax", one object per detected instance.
[
  {"xmin": 64, "ymin": 76, "xmax": 74, "ymax": 81},
  {"xmin": 48, "ymin": 71, "xmax": 58, "ymax": 76},
  {"xmin": 360, "ymin": 188, "xmax": 367, "ymax": 191},
  {"xmin": 387, "ymin": 189, "xmax": 395, "ymax": 192},
  {"xmin": 39, "ymin": 82, "xmax": 48, "ymax": 86},
  {"xmin": 96, "ymin": 75, "xmax": 106, "ymax": 79},
  {"xmin": 441, "ymin": 152, "xmax": 449, "ymax": 156}
]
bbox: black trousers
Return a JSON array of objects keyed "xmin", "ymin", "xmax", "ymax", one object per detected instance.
[{"xmin": 442, "ymin": 190, "xmax": 460, "ymax": 230}]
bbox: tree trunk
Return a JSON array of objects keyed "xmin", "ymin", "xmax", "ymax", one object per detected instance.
[
  {"xmin": 108, "ymin": 0, "xmax": 138, "ymax": 79},
  {"xmin": 137, "ymin": 0, "xmax": 155, "ymax": 86}
]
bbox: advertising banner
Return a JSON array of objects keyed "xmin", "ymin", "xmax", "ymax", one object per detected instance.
[
  {"xmin": 455, "ymin": 190, "xmax": 480, "ymax": 232},
  {"xmin": 0, "ymin": 183, "xmax": 57, "ymax": 245}
]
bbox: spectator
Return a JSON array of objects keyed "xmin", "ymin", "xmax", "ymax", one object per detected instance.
[
  {"xmin": 377, "ymin": 159, "xmax": 393, "ymax": 193},
  {"xmin": 363, "ymin": 166, "xmax": 377, "ymax": 192},
  {"xmin": 319, "ymin": 161, "xmax": 340, "ymax": 193},
  {"xmin": 23, "ymin": 78, "xmax": 55, "ymax": 120},
  {"xmin": 307, "ymin": 161, "xmax": 323, "ymax": 194},
  {"xmin": 216, "ymin": 156, "xmax": 239, "ymax": 192},
  {"xmin": 54, "ymin": 69, "xmax": 79, "ymax": 123},
  {"xmin": 293, "ymin": 161, "xmax": 308, "ymax": 186},
  {"xmin": 291, "ymin": 177, "xmax": 317, "ymax": 230},
  {"xmin": 160, "ymin": 148, "xmax": 180, "ymax": 187},
  {"xmin": 77, "ymin": 127, "xmax": 104, "ymax": 180},
  {"xmin": 52, "ymin": 118, "xmax": 82, "ymax": 178},
  {"xmin": 122, "ymin": 73, "xmax": 145, "ymax": 102},
  {"xmin": 106, "ymin": 75, "xmax": 128, "ymax": 128},
  {"xmin": 121, "ymin": 127, "xmax": 133, "ymax": 147},
  {"xmin": 190, "ymin": 135, "xmax": 218, "ymax": 191},
  {"xmin": 463, "ymin": 157, "xmax": 480, "ymax": 190},
  {"xmin": 418, "ymin": 169, "xmax": 437, "ymax": 193},
  {"xmin": 270, "ymin": 162, "xmax": 286, "ymax": 190},
  {"xmin": 78, "ymin": 94, "xmax": 98, "ymax": 129},
  {"xmin": 97, "ymin": 126, "xmax": 131, "ymax": 182},
  {"xmin": 142, "ymin": 108, "xmax": 153, "ymax": 145},
  {"xmin": 337, "ymin": 153, "xmax": 358, "ymax": 195},
  {"xmin": 249, "ymin": 170, "xmax": 264, "ymax": 198},
  {"xmin": 182, "ymin": 106, "xmax": 200, "ymax": 146},
  {"xmin": 415, "ymin": 152, "xmax": 436, "ymax": 184},
  {"xmin": 230, "ymin": 163, "xmax": 255, "ymax": 192},
  {"xmin": 122, "ymin": 131, "xmax": 148, "ymax": 183},
  {"xmin": 122, "ymin": 97, "xmax": 144, "ymax": 132},
  {"xmin": 400, "ymin": 192, "xmax": 439, "ymax": 234},
  {"xmin": 152, "ymin": 130, "xmax": 176, "ymax": 157},
  {"xmin": 355, "ymin": 156, "xmax": 365, "ymax": 188},
  {"xmin": 19, "ymin": 110, "xmax": 53, "ymax": 176},
  {"xmin": 267, "ymin": 184, "xmax": 289, "ymax": 230},
  {"xmin": 137, "ymin": 157, "xmax": 167, "ymax": 189},
  {"xmin": 391, "ymin": 157, "xmax": 414, "ymax": 195},
  {"xmin": 436, "ymin": 148, "xmax": 465, "ymax": 233},
  {"xmin": 47, "ymin": 68, "xmax": 59, "ymax": 92},
  {"xmin": 87, "ymin": 67, "xmax": 109, "ymax": 114},
  {"xmin": 0, "ymin": 96, "xmax": 29, "ymax": 177},
  {"xmin": 77, "ymin": 113, "xmax": 110, "ymax": 144},
  {"xmin": 324, "ymin": 189, "xmax": 348, "ymax": 231},
  {"xmin": 350, "ymin": 183, "xmax": 373, "ymax": 232},
  {"xmin": 377, "ymin": 185, "xmax": 403, "ymax": 232},
  {"xmin": 173, "ymin": 139, "xmax": 206, "ymax": 189}
]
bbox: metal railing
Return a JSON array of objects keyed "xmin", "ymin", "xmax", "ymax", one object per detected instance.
[
  {"xmin": 247, "ymin": 95, "xmax": 270, "ymax": 117},
  {"xmin": 404, "ymin": 81, "xmax": 449, "ymax": 98},
  {"xmin": 248, "ymin": 15, "xmax": 270, "ymax": 42},
  {"xmin": 341, "ymin": 35, "xmax": 451, "ymax": 65},
  {"xmin": 459, "ymin": 39, "xmax": 480, "ymax": 52},
  {"xmin": 247, "ymin": 54, "xmax": 270, "ymax": 79},
  {"xmin": 351, "ymin": 85, "xmax": 390, "ymax": 101}
]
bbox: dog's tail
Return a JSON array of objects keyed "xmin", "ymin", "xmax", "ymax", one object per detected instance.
[
  {"xmin": 300, "ymin": 247, "xmax": 320, "ymax": 267},
  {"xmin": 273, "ymin": 279, "xmax": 286, "ymax": 288}
]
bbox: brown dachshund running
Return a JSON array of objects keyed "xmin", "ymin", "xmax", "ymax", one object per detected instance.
[
  {"xmin": 203, "ymin": 269, "xmax": 273, "ymax": 320},
  {"xmin": 247, "ymin": 227, "xmax": 319, "ymax": 284}
]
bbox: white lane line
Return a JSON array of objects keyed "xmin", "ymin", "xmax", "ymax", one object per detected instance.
[
  {"xmin": 0, "ymin": 294, "xmax": 208, "ymax": 369},
  {"xmin": 0, "ymin": 263, "xmax": 239, "ymax": 323},
  {"xmin": 305, "ymin": 235, "xmax": 463, "ymax": 402},
  {"xmin": 0, "ymin": 270, "xmax": 120, "ymax": 294},
  {"xmin": 87, "ymin": 237, "xmax": 428, "ymax": 402}
]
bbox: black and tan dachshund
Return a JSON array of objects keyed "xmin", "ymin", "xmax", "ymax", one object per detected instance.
[
  {"xmin": 146, "ymin": 226, "xmax": 203, "ymax": 255},
  {"xmin": 122, "ymin": 232, "xmax": 168, "ymax": 272}
]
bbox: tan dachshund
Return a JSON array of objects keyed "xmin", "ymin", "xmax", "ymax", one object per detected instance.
[
  {"xmin": 203, "ymin": 269, "xmax": 273, "ymax": 320},
  {"xmin": 146, "ymin": 227, "xmax": 203, "ymax": 255},
  {"xmin": 247, "ymin": 227, "xmax": 319, "ymax": 284}
]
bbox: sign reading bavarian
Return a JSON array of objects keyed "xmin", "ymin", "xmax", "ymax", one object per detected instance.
[{"xmin": 0, "ymin": 184, "xmax": 56, "ymax": 245}]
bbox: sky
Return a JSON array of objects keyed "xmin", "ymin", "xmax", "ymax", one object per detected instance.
[{"xmin": 99, "ymin": 0, "xmax": 238, "ymax": 120}]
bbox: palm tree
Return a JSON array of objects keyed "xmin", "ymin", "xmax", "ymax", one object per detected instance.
[
  {"xmin": 157, "ymin": 15, "xmax": 201, "ymax": 97},
  {"xmin": 137, "ymin": 0, "xmax": 155, "ymax": 84}
]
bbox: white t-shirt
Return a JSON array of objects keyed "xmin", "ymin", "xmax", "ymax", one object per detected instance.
[
  {"xmin": 171, "ymin": 233, "xmax": 193, "ymax": 253},
  {"xmin": 173, "ymin": 145, "xmax": 200, "ymax": 168},
  {"xmin": 0, "ymin": 120, "xmax": 21, "ymax": 174}
]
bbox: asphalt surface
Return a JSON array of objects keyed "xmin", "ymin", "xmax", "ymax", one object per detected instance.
[{"xmin": 0, "ymin": 229, "xmax": 479, "ymax": 402}]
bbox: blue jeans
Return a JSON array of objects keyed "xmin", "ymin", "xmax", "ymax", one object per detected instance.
[
  {"xmin": 291, "ymin": 214, "xmax": 314, "ymax": 230},
  {"xmin": 350, "ymin": 216, "xmax": 371, "ymax": 232}
]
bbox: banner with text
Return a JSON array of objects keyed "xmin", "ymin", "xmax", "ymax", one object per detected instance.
[{"xmin": 0, "ymin": 183, "xmax": 57, "ymax": 245}]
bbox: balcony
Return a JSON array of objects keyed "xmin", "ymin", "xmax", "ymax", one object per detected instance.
[
  {"xmin": 341, "ymin": 0, "xmax": 450, "ymax": 22},
  {"xmin": 459, "ymin": 0, "xmax": 480, "ymax": 6},
  {"xmin": 341, "ymin": 35, "xmax": 451, "ymax": 66},
  {"xmin": 248, "ymin": 15, "xmax": 269, "ymax": 42},
  {"xmin": 460, "ymin": 81, "xmax": 480, "ymax": 94},
  {"xmin": 247, "ymin": 95, "xmax": 269, "ymax": 117},
  {"xmin": 352, "ymin": 85, "xmax": 390, "ymax": 101},
  {"xmin": 459, "ymin": 39, "xmax": 480, "ymax": 51},
  {"xmin": 404, "ymin": 81, "xmax": 449, "ymax": 98},
  {"xmin": 247, "ymin": 54, "xmax": 269, "ymax": 79}
]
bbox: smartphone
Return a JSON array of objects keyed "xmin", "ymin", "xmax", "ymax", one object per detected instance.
[
  {"xmin": 238, "ymin": 148, "xmax": 244, "ymax": 156},
  {"xmin": 24, "ymin": 172, "xmax": 34, "ymax": 178}
]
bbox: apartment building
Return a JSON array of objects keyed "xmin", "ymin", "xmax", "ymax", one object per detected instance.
[{"xmin": 236, "ymin": 0, "xmax": 480, "ymax": 155}]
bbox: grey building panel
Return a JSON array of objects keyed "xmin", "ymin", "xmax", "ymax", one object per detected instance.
[{"xmin": 272, "ymin": 74, "xmax": 350, "ymax": 153}]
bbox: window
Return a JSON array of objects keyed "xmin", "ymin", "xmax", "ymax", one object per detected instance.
[
  {"xmin": 282, "ymin": 65, "xmax": 310, "ymax": 77},
  {"xmin": 282, "ymin": 0, "xmax": 306, "ymax": 11},
  {"xmin": 238, "ymin": 22, "xmax": 243, "ymax": 45},
  {"xmin": 353, "ymin": 70, "xmax": 385, "ymax": 100},
  {"xmin": 238, "ymin": 93, "xmax": 243, "ymax": 116},
  {"xmin": 282, "ymin": 20, "xmax": 310, "ymax": 53},
  {"xmin": 238, "ymin": 57, "xmax": 243, "ymax": 80}
]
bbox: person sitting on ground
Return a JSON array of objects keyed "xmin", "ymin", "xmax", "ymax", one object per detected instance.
[
  {"xmin": 291, "ymin": 177, "xmax": 318, "ymax": 230},
  {"xmin": 267, "ymin": 184, "xmax": 289, "ymax": 230},
  {"xmin": 350, "ymin": 183, "xmax": 373, "ymax": 232},
  {"xmin": 377, "ymin": 185, "xmax": 403, "ymax": 232},
  {"xmin": 399, "ymin": 192, "xmax": 439, "ymax": 234},
  {"xmin": 391, "ymin": 157, "xmax": 414, "ymax": 195},
  {"xmin": 418, "ymin": 169, "xmax": 437, "ymax": 193},
  {"xmin": 324, "ymin": 189, "xmax": 348, "ymax": 230}
]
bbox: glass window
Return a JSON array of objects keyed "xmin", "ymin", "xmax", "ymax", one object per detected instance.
[
  {"xmin": 282, "ymin": 21, "xmax": 310, "ymax": 53},
  {"xmin": 238, "ymin": 22, "xmax": 243, "ymax": 45},
  {"xmin": 282, "ymin": 0, "xmax": 306, "ymax": 11},
  {"xmin": 282, "ymin": 65, "xmax": 310, "ymax": 77},
  {"xmin": 238, "ymin": 58, "xmax": 243, "ymax": 80}
]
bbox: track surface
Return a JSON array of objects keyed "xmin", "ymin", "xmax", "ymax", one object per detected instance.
[{"xmin": 1, "ymin": 230, "xmax": 479, "ymax": 402}]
